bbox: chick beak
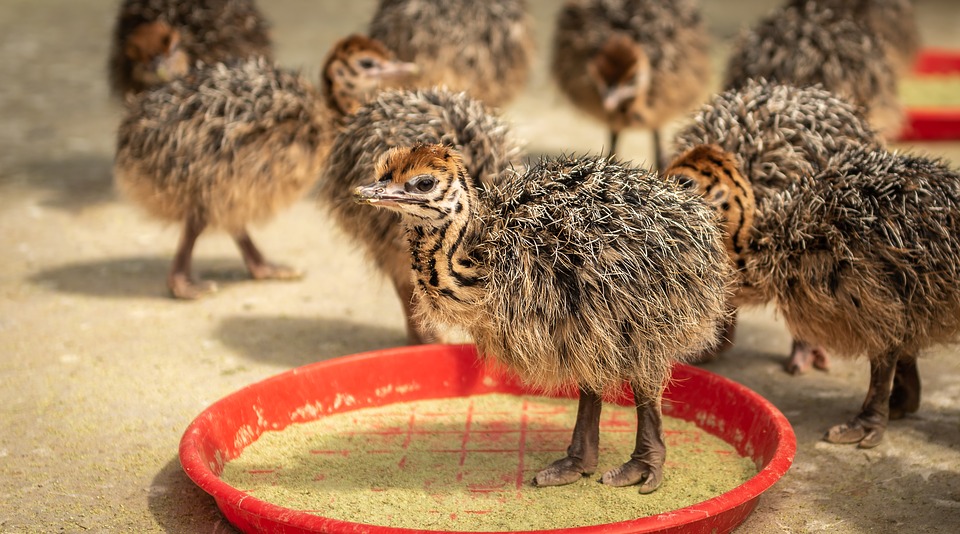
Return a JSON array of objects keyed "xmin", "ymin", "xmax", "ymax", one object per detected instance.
[
  {"xmin": 602, "ymin": 84, "xmax": 636, "ymax": 114},
  {"xmin": 378, "ymin": 59, "xmax": 420, "ymax": 80},
  {"xmin": 354, "ymin": 183, "xmax": 407, "ymax": 209}
]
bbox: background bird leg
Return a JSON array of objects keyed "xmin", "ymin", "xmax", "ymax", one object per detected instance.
[
  {"xmin": 607, "ymin": 130, "xmax": 619, "ymax": 158},
  {"xmin": 785, "ymin": 339, "xmax": 830, "ymax": 374},
  {"xmin": 168, "ymin": 214, "xmax": 215, "ymax": 299},
  {"xmin": 652, "ymin": 129, "xmax": 663, "ymax": 172},
  {"xmin": 393, "ymin": 275, "xmax": 442, "ymax": 345},
  {"xmin": 889, "ymin": 355, "xmax": 921, "ymax": 420},
  {"xmin": 824, "ymin": 347, "xmax": 899, "ymax": 448},
  {"xmin": 600, "ymin": 384, "xmax": 665, "ymax": 493},
  {"xmin": 233, "ymin": 229, "xmax": 302, "ymax": 282},
  {"xmin": 533, "ymin": 387, "xmax": 601, "ymax": 487}
]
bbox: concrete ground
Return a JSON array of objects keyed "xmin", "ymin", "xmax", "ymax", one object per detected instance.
[{"xmin": 1, "ymin": 0, "xmax": 959, "ymax": 532}]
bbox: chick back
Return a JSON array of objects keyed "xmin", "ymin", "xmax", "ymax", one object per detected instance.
[
  {"xmin": 470, "ymin": 156, "xmax": 732, "ymax": 397},
  {"xmin": 115, "ymin": 57, "xmax": 330, "ymax": 232},
  {"xmin": 748, "ymin": 146, "xmax": 960, "ymax": 357}
]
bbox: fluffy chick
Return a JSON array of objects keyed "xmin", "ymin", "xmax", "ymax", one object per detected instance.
[{"xmin": 356, "ymin": 144, "xmax": 732, "ymax": 492}]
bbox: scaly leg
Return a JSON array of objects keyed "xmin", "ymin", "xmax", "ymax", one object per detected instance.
[
  {"xmin": 785, "ymin": 339, "xmax": 830, "ymax": 375},
  {"xmin": 533, "ymin": 387, "xmax": 601, "ymax": 487},
  {"xmin": 601, "ymin": 384, "xmax": 665, "ymax": 493},
  {"xmin": 889, "ymin": 355, "xmax": 921, "ymax": 420},
  {"xmin": 824, "ymin": 347, "xmax": 898, "ymax": 448},
  {"xmin": 233, "ymin": 228, "xmax": 302, "ymax": 281},
  {"xmin": 168, "ymin": 214, "xmax": 217, "ymax": 299}
]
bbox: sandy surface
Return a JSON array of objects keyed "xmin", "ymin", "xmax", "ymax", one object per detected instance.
[{"xmin": 1, "ymin": 0, "xmax": 959, "ymax": 532}]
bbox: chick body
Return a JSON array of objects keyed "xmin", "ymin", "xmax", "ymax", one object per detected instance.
[
  {"xmin": 108, "ymin": 0, "xmax": 271, "ymax": 97},
  {"xmin": 368, "ymin": 0, "xmax": 534, "ymax": 107}
]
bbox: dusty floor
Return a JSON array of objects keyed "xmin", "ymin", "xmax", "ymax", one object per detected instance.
[{"xmin": 1, "ymin": 0, "xmax": 960, "ymax": 532}]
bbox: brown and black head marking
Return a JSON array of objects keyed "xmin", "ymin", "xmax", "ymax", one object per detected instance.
[
  {"xmin": 665, "ymin": 144, "xmax": 756, "ymax": 265},
  {"xmin": 125, "ymin": 21, "xmax": 189, "ymax": 87},
  {"xmin": 321, "ymin": 34, "xmax": 418, "ymax": 118},
  {"xmin": 356, "ymin": 144, "xmax": 469, "ymax": 224}
]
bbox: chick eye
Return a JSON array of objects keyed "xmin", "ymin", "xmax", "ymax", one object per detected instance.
[
  {"xmin": 357, "ymin": 58, "xmax": 376, "ymax": 69},
  {"xmin": 405, "ymin": 176, "xmax": 436, "ymax": 193}
]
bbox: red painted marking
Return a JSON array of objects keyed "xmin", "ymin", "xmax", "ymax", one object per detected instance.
[
  {"xmin": 246, "ymin": 469, "xmax": 276, "ymax": 474},
  {"xmin": 401, "ymin": 413, "xmax": 416, "ymax": 449},
  {"xmin": 309, "ymin": 450, "xmax": 349, "ymax": 456},
  {"xmin": 515, "ymin": 399, "xmax": 529, "ymax": 490},
  {"xmin": 456, "ymin": 400, "xmax": 475, "ymax": 482},
  {"xmin": 397, "ymin": 456, "xmax": 407, "ymax": 469}
]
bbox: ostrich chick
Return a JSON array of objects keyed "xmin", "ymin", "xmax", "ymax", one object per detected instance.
[
  {"xmin": 368, "ymin": 0, "xmax": 534, "ymax": 108},
  {"xmin": 672, "ymin": 79, "xmax": 885, "ymax": 374},
  {"xmin": 356, "ymin": 144, "xmax": 732, "ymax": 490},
  {"xmin": 319, "ymin": 89, "xmax": 523, "ymax": 344},
  {"xmin": 108, "ymin": 0, "xmax": 272, "ymax": 98},
  {"xmin": 552, "ymin": 0, "xmax": 710, "ymax": 167},
  {"xmin": 114, "ymin": 37, "xmax": 415, "ymax": 299},
  {"xmin": 725, "ymin": 1, "xmax": 903, "ymax": 139},
  {"xmin": 785, "ymin": 0, "xmax": 921, "ymax": 75},
  {"xmin": 669, "ymin": 143, "xmax": 960, "ymax": 448}
]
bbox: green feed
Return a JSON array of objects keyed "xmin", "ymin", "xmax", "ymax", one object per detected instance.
[
  {"xmin": 900, "ymin": 76, "xmax": 960, "ymax": 108},
  {"xmin": 221, "ymin": 394, "xmax": 757, "ymax": 531}
]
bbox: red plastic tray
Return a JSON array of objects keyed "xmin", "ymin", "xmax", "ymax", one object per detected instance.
[
  {"xmin": 180, "ymin": 344, "xmax": 796, "ymax": 533},
  {"xmin": 899, "ymin": 48, "xmax": 960, "ymax": 142}
]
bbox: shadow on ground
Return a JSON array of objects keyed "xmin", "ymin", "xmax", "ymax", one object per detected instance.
[
  {"xmin": 216, "ymin": 315, "xmax": 407, "ymax": 368},
  {"xmin": 28, "ymin": 256, "xmax": 254, "ymax": 299},
  {"xmin": 148, "ymin": 456, "xmax": 240, "ymax": 534},
  {"xmin": 15, "ymin": 154, "xmax": 116, "ymax": 213}
]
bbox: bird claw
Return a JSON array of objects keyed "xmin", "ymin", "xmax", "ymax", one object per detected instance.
[
  {"xmin": 600, "ymin": 459, "xmax": 662, "ymax": 493},
  {"xmin": 248, "ymin": 262, "xmax": 303, "ymax": 281},
  {"xmin": 532, "ymin": 456, "xmax": 594, "ymax": 487},
  {"xmin": 169, "ymin": 276, "xmax": 218, "ymax": 300},
  {"xmin": 824, "ymin": 419, "xmax": 885, "ymax": 449},
  {"xmin": 785, "ymin": 343, "xmax": 830, "ymax": 375}
]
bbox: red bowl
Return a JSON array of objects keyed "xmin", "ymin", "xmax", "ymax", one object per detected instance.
[
  {"xmin": 898, "ymin": 48, "xmax": 960, "ymax": 142},
  {"xmin": 180, "ymin": 344, "xmax": 795, "ymax": 534}
]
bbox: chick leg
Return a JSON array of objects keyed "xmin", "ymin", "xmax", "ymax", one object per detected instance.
[
  {"xmin": 785, "ymin": 339, "xmax": 830, "ymax": 374},
  {"xmin": 233, "ymin": 229, "xmax": 303, "ymax": 281},
  {"xmin": 889, "ymin": 355, "xmax": 920, "ymax": 420},
  {"xmin": 824, "ymin": 347, "xmax": 898, "ymax": 448},
  {"xmin": 601, "ymin": 384, "xmax": 664, "ymax": 493},
  {"xmin": 393, "ymin": 273, "xmax": 442, "ymax": 345},
  {"xmin": 652, "ymin": 129, "xmax": 664, "ymax": 173},
  {"xmin": 607, "ymin": 130, "xmax": 619, "ymax": 159},
  {"xmin": 168, "ymin": 214, "xmax": 217, "ymax": 299},
  {"xmin": 533, "ymin": 387, "xmax": 601, "ymax": 487}
]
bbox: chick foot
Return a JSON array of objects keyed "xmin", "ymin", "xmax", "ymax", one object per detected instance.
[
  {"xmin": 169, "ymin": 274, "xmax": 218, "ymax": 300},
  {"xmin": 532, "ymin": 456, "xmax": 596, "ymax": 487},
  {"xmin": 247, "ymin": 262, "xmax": 303, "ymax": 281},
  {"xmin": 824, "ymin": 416, "xmax": 886, "ymax": 449},
  {"xmin": 785, "ymin": 339, "xmax": 830, "ymax": 374},
  {"xmin": 600, "ymin": 458, "xmax": 663, "ymax": 494}
]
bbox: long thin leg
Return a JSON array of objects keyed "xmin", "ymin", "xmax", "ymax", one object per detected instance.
[
  {"xmin": 533, "ymin": 387, "xmax": 601, "ymax": 487},
  {"xmin": 393, "ymin": 273, "xmax": 442, "ymax": 345},
  {"xmin": 785, "ymin": 339, "xmax": 830, "ymax": 374},
  {"xmin": 233, "ymin": 228, "xmax": 302, "ymax": 281},
  {"xmin": 652, "ymin": 129, "xmax": 663, "ymax": 173},
  {"xmin": 607, "ymin": 130, "xmax": 619, "ymax": 159},
  {"xmin": 168, "ymin": 214, "xmax": 216, "ymax": 299},
  {"xmin": 824, "ymin": 347, "xmax": 898, "ymax": 448},
  {"xmin": 601, "ymin": 384, "xmax": 665, "ymax": 493},
  {"xmin": 889, "ymin": 355, "xmax": 920, "ymax": 420}
]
